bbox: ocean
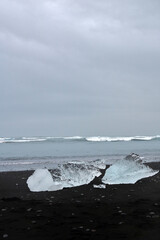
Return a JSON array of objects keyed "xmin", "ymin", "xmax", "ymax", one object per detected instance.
[{"xmin": 0, "ymin": 135, "xmax": 160, "ymax": 172}]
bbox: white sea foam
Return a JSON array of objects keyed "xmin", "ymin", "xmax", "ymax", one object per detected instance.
[
  {"xmin": 102, "ymin": 157, "xmax": 158, "ymax": 185},
  {"xmin": 86, "ymin": 136, "xmax": 160, "ymax": 142},
  {"xmin": 22, "ymin": 137, "xmax": 39, "ymax": 140},
  {"xmin": 86, "ymin": 136, "xmax": 134, "ymax": 142},
  {"xmin": 2, "ymin": 138, "xmax": 46, "ymax": 143},
  {"xmin": 1, "ymin": 161, "xmax": 36, "ymax": 165},
  {"xmin": 12, "ymin": 139, "xmax": 45, "ymax": 143},
  {"xmin": 0, "ymin": 137, "xmax": 11, "ymax": 143},
  {"xmin": 0, "ymin": 138, "xmax": 5, "ymax": 140},
  {"xmin": 63, "ymin": 136, "xmax": 84, "ymax": 140},
  {"xmin": 0, "ymin": 135, "xmax": 160, "ymax": 144}
]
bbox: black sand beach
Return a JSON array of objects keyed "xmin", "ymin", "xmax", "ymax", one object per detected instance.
[{"xmin": 1, "ymin": 163, "xmax": 160, "ymax": 239}]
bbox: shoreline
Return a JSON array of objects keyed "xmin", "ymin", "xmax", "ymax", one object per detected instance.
[{"xmin": 1, "ymin": 162, "xmax": 160, "ymax": 239}]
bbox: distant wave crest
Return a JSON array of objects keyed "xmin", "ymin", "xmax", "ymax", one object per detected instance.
[
  {"xmin": 0, "ymin": 137, "xmax": 46, "ymax": 143},
  {"xmin": 86, "ymin": 135, "xmax": 160, "ymax": 142},
  {"xmin": 0, "ymin": 135, "xmax": 160, "ymax": 144}
]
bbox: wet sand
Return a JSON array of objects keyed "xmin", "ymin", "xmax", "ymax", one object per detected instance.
[{"xmin": 1, "ymin": 162, "xmax": 160, "ymax": 239}]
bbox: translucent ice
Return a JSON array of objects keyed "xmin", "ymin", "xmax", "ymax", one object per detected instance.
[{"xmin": 102, "ymin": 155, "xmax": 158, "ymax": 184}]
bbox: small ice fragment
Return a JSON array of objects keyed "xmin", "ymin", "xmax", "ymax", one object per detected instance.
[
  {"xmin": 1, "ymin": 209, "xmax": 7, "ymax": 212},
  {"xmin": 27, "ymin": 208, "xmax": 32, "ymax": 212},
  {"xmin": 36, "ymin": 210, "xmax": 42, "ymax": 213},
  {"xmin": 3, "ymin": 234, "xmax": 8, "ymax": 238},
  {"xmin": 93, "ymin": 184, "xmax": 106, "ymax": 189},
  {"xmin": 118, "ymin": 222, "xmax": 124, "ymax": 225},
  {"xmin": 121, "ymin": 213, "xmax": 127, "ymax": 215},
  {"xmin": 149, "ymin": 212, "xmax": 155, "ymax": 215}
]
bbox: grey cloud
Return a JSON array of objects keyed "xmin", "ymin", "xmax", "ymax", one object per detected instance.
[{"xmin": 0, "ymin": 0, "xmax": 160, "ymax": 136}]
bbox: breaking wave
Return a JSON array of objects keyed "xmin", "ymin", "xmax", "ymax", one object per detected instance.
[
  {"xmin": 0, "ymin": 137, "xmax": 46, "ymax": 143},
  {"xmin": 86, "ymin": 136, "xmax": 160, "ymax": 142},
  {"xmin": 1, "ymin": 135, "xmax": 160, "ymax": 144}
]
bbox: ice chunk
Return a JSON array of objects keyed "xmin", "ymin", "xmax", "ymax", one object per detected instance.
[
  {"xmin": 27, "ymin": 162, "xmax": 102, "ymax": 192},
  {"xmin": 51, "ymin": 162, "xmax": 101, "ymax": 188},
  {"xmin": 89, "ymin": 159, "xmax": 106, "ymax": 170},
  {"xmin": 27, "ymin": 169, "xmax": 54, "ymax": 192},
  {"xmin": 102, "ymin": 156, "xmax": 158, "ymax": 185}
]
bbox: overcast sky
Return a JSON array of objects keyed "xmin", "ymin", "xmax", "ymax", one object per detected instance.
[{"xmin": 0, "ymin": 0, "xmax": 160, "ymax": 137}]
